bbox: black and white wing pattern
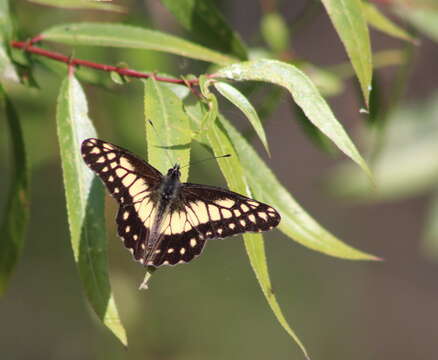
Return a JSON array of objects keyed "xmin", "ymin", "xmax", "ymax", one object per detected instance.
[
  {"xmin": 81, "ymin": 138, "xmax": 281, "ymax": 268},
  {"xmin": 151, "ymin": 184, "xmax": 281, "ymax": 266},
  {"xmin": 81, "ymin": 138, "xmax": 162, "ymax": 264}
]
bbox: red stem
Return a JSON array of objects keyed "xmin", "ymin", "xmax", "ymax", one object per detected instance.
[{"xmin": 10, "ymin": 39, "xmax": 206, "ymax": 86}]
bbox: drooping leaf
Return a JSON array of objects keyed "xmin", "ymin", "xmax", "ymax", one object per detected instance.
[
  {"xmin": 144, "ymin": 77, "xmax": 192, "ymax": 182},
  {"xmin": 363, "ymin": 2, "xmax": 415, "ymax": 43},
  {"xmin": 0, "ymin": 0, "xmax": 19, "ymax": 83},
  {"xmin": 56, "ymin": 74, "xmax": 127, "ymax": 346},
  {"xmin": 220, "ymin": 115, "xmax": 377, "ymax": 261},
  {"xmin": 395, "ymin": 4, "xmax": 438, "ymax": 42},
  {"xmin": 42, "ymin": 23, "xmax": 238, "ymax": 65},
  {"xmin": 27, "ymin": 0, "xmax": 124, "ymax": 12},
  {"xmin": 321, "ymin": 0, "xmax": 372, "ymax": 105},
  {"xmin": 328, "ymin": 91, "xmax": 438, "ymax": 201},
  {"xmin": 205, "ymin": 117, "xmax": 309, "ymax": 359},
  {"xmin": 215, "ymin": 59, "xmax": 372, "ymax": 180},
  {"xmin": 215, "ymin": 81, "xmax": 270, "ymax": 155},
  {"xmin": 0, "ymin": 87, "xmax": 29, "ymax": 295},
  {"xmin": 159, "ymin": 0, "xmax": 247, "ymax": 60}
]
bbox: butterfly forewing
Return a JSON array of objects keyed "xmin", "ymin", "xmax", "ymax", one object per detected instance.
[
  {"xmin": 81, "ymin": 138, "xmax": 162, "ymax": 262},
  {"xmin": 182, "ymin": 184, "xmax": 280, "ymax": 238},
  {"xmin": 81, "ymin": 138, "xmax": 281, "ymax": 268}
]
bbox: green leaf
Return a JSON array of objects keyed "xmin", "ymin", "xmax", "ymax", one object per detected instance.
[
  {"xmin": 220, "ymin": 116, "xmax": 377, "ymax": 261},
  {"xmin": 363, "ymin": 2, "xmax": 415, "ymax": 43},
  {"xmin": 205, "ymin": 117, "xmax": 309, "ymax": 358},
  {"xmin": 27, "ymin": 0, "xmax": 124, "ymax": 12},
  {"xmin": 244, "ymin": 232, "xmax": 309, "ymax": 360},
  {"xmin": 42, "ymin": 23, "xmax": 238, "ymax": 65},
  {"xmin": 0, "ymin": 87, "xmax": 29, "ymax": 295},
  {"xmin": 321, "ymin": 0, "xmax": 372, "ymax": 105},
  {"xmin": 214, "ymin": 81, "xmax": 270, "ymax": 155},
  {"xmin": 328, "ymin": 91, "xmax": 438, "ymax": 201},
  {"xmin": 144, "ymin": 77, "xmax": 192, "ymax": 182},
  {"xmin": 56, "ymin": 74, "xmax": 127, "ymax": 346},
  {"xmin": 395, "ymin": 4, "xmax": 438, "ymax": 42},
  {"xmin": 159, "ymin": 0, "xmax": 247, "ymax": 60},
  {"xmin": 216, "ymin": 59, "xmax": 372, "ymax": 179},
  {"xmin": 0, "ymin": 0, "xmax": 19, "ymax": 83},
  {"xmin": 261, "ymin": 12, "xmax": 290, "ymax": 54}
]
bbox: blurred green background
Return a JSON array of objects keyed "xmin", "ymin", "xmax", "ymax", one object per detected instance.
[{"xmin": 1, "ymin": 1, "xmax": 438, "ymax": 359}]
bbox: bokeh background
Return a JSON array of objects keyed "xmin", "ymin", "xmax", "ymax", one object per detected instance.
[{"xmin": 1, "ymin": 1, "xmax": 438, "ymax": 359}]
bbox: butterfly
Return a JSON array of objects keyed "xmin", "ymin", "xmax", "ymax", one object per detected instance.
[{"xmin": 81, "ymin": 138, "xmax": 281, "ymax": 267}]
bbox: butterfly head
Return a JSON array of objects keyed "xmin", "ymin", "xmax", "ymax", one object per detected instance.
[{"xmin": 166, "ymin": 164, "xmax": 181, "ymax": 179}]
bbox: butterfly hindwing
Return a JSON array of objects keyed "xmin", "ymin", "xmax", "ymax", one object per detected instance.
[
  {"xmin": 82, "ymin": 138, "xmax": 163, "ymax": 263},
  {"xmin": 180, "ymin": 184, "xmax": 281, "ymax": 240}
]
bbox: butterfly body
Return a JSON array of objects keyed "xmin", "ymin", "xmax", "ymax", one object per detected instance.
[{"xmin": 81, "ymin": 138, "xmax": 281, "ymax": 268}]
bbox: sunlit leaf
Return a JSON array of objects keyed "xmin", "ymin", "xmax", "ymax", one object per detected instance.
[
  {"xmin": 205, "ymin": 117, "xmax": 309, "ymax": 359},
  {"xmin": 144, "ymin": 78, "xmax": 192, "ymax": 182},
  {"xmin": 159, "ymin": 0, "xmax": 247, "ymax": 60},
  {"xmin": 321, "ymin": 0, "xmax": 372, "ymax": 105},
  {"xmin": 27, "ymin": 0, "xmax": 124, "ymax": 12},
  {"xmin": 215, "ymin": 60, "xmax": 372, "ymax": 179},
  {"xmin": 395, "ymin": 4, "xmax": 438, "ymax": 42},
  {"xmin": 42, "ymin": 23, "xmax": 238, "ymax": 65},
  {"xmin": 56, "ymin": 74, "xmax": 127, "ymax": 346},
  {"xmin": 0, "ymin": 87, "xmax": 29, "ymax": 295},
  {"xmin": 363, "ymin": 2, "xmax": 415, "ymax": 43},
  {"xmin": 215, "ymin": 81, "xmax": 269, "ymax": 154},
  {"xmin": 0, "ymin": 0, "xmax": 19, "ymax": 83},
  {"xmin": 327, "ymin": 91, "xmax": 438, "ymax": 201},
  {"xmin": 220, "ymin": 115, "xmax": 377, "ymax": 261}
]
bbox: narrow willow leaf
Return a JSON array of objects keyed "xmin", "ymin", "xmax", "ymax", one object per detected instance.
[
  {"xmin": 328, "ymin": 92, "xmax": 438, "ymax": 201},
  {"xmin": 27, "ymin": 0, "xmax": 124, "ymax": 12},
  {"xmin": 244, "ymin": 232, "xmax": 309, "ymax": 360},
  {"xmin": 363, "ymin": 2, "xmax": 415, "ymax": 43},
  {"xmin": 144, "ymin": 78, "xmax": 192, "ymax": 182},
  {"xmin": 321, "ymin": 0, "xmax": 372, "ymax": 105},
  {"xmin": 292, "ymin": 103, "xmax": 336, "ymax": 155},
  {"xmin": 56, "ymin": 74, "xmax": 127, "ymax": 346},
  {"xmin": 0, "ymin": 0, "xmax": 19, "ymax": 83},
  {"xmin": 0, "ymin": 88, "xmax": 29, "ymax": 295},
  {"xmin": 261, "ymin": 12, "xmax": 290, "ymax": 54},
  {"xmin": 215, "ymin": 81, "xmax": 270, "ymax": 155},
  {"xmin": 42, "ymin": 23, "xmax": 237, "ymax": 65},
  {"xmin": 205, "ymin": 118, "xmax": 309, "ymax": 359},
  {"xmin": 220, "ymin": 116, "xmax": 377, "ymax": 260},
  {"xmin": 200, "ymin": 93, "xmax": 218, "ymax": 132},
  {"xmin": 396, "ymin": 5, "xmax": 438, "ymax": 42},
  {"xmin": 216, "ymin": 60, "xmax": 372, "ymax": 179},
  {"xmin": 159, "ymin": 0, "xmax": 247, "ymax": 60}
]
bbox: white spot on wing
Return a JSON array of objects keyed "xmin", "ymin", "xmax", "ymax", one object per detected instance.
[
  {"xmin": 215, "ymin": 199, "xmax": 235, "ymax": 208},
  {"xmin": 258, "ymin": 212, "xmax": 268, "ymax": 221},
  {"xmin": 208, "ymin": 205, "xmax": 221, "ymax": 221},
  {"xmin": 221, "ymin": 208, "xmax": 232, "ymax": 219},
  {"xmin": 116, "ymin": 168, "xmax": 127, "ymax": 177}
]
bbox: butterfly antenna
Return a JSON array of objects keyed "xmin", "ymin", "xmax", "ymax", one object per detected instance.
[
  {"xmin": 147, "ymin": 120, "xmax": 174, "ymax": 167},
  {"xmin": 180, "ymin": 154, "xmax": 231, "ymax": 169}
]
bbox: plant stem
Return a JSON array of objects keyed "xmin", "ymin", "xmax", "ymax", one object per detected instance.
[{"xmin": 11, "ymin": 39, "xmax": 210, "ymax": 86}]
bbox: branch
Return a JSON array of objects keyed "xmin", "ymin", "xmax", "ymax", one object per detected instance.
[{"xmin": 10, "ymin": 39, "xmax": 207, "ymax": 86}]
